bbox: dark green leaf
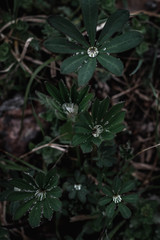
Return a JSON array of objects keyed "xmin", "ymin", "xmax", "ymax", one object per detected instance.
[
  {"xmin": 78, "ymin": 58, "xmax": 96, "ymax": 86},
  {"xmin": 123, "ymin": 194, "xmax": 138, "ymax": 204},
  {"xmin": 35, "ymin": 172, "xmax": 46, "ymax": 188},
  {"xmin": 61, "ymin": 55, "xmax": 88, "ymax": 74},
  {"xmin": 28, "ymin": 202, "xmax": 42, "ymax": 227},
  {"xmin": 80, "ymin": 0, "xmax": 98, "ymax": 45},
  {"xmin": 101, "ymin": 131, "xmax": 115, "ymax": 140},
  {"xmin": 91, "ymin": 98, "xmax": 99, "ymax": 122},
  {"xmin": 97, "ymin": 54, "xmax": 123, "ymax": 76},
  {"xmin": 45, "ymin": 175, "xmax": 59, "ymax": 189},
  {"xmin": 44, "ymin": 37, "xmax": 85, "ymax": 53},
  {"xmin": 109, "ymin": 111, "xmax": 125, "ymax": 126},
  {"xmin": 120, "ymin": 181, "xmax": 135, "ymax": 194},
  {"xmin": 104, "ymin": 31, "xmax": 143, "ymax": 53},
  {"xmin": 80, "ymin": 142, "xmax": 93, "ymax": 153},
  {"xmin": 108, "ymin": 124, "xmax": 125, "ymax": 133},
  {"xmin": 101, "ymin": 186, "xmax": 113, "ymax": 197},
  {"xmin": 45, "ymin": 82, "xmax": 63, "ymax": 103},
  {"xmin": 79, "ymin": 93, "xmax": 94, "ymax": 112},
  {"xmin": 112, "ymin": 177, "xmax": 121, "ymax": 193},
  {"xmin": 102, "ymin": 102, "xmax": 124, "ymax": 124},
  {"xmin": 92, "ymin": 136, "xmax": 101, "ymax": 147},
  {"xmin": 96, "ymin": 97, "xmax": 110, "ymax": 123},
  {"xmin": 77, "ymin": 85, "xmax": 90, "ymax": 103},
  {"xmin": 99, "ymin": 196, "xmax": 112, "ymax": 206},
  {"xmin": 14, "ymin": 198, "xmax": 35, "ymax": 220},
  {"xmin": 98, "ymin": 9, "xmax": 129, "ymax": 44},
  {"xmin": 10, "ymin": 179, "xmax": 35, "ymax": 191},
  {"xmin": 77, "ymin": 188, "xmax": 87, "ymax": 203},
  {"xmin": 106, "ymin": 202, "xmax": 116, "ymax": 218},
  {"xmin": 70, "ymin": 84, "xmax": 78, "ymax": 103},
  {"xmin": 23, "ymin": 173, "xmax": 37, "ymax": 188},
  {"xmin": 43, "ymin": 198, "xmax": 53, "ymax": 220},
  {"xmin": 75, "ymin": 126, "xmax": 91, "ymax": 134},
  {"xmin": 49, "ymin": 187, "xmax": 62, "ymax": 198},
  {"xmin": 48, "ymin": 15, "xmax": 89, "ymax": 47},
  {"xmin": 118, "ymin": 203, "xmax": 131, "ymax": 219},
  {"xmin": 72, "ymin": 134, "xmax": 91, "ymax": 146},
  {"xmin": 8, "ymin": 191, "xmax": 34, "ymax": 201},
  {"xmin": 47, "ymin": 197, "xmax": 62, "ymax": 211},
  {"xmin": 58, "ymin": 81, "xmax": 70, "ymax": 102}
]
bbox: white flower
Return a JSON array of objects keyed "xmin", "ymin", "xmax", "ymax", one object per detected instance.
[
  {"xmin": 112, "ymin": 195, "xmax": 122, "ymax": 204},
  {"xmin": 87, "ymin": 47, "xmax": 99, "ymax": 58}
]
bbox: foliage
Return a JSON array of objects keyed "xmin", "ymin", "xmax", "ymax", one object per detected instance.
[
  {"xmin": 0, "ymin": 0, "xmax": 160, "ymax": 239},
  {"xmin": 5, "ymin": 169, "xmax": 62, "ymax": 228},
  {"xmin": 44, "ymin": 2, "xmax": 142, "ymax": 85}
]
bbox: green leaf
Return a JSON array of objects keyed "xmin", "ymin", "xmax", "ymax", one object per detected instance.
[
  {"xmin": 36, "ymin": 91, "xmax": 59, "ymax": 110},
  {"xmin": 97, "ymin": 54, "xmax": 123, "ymax": 76},
  {"xmin": 108, "ymin": 124, "xmax": 125, "ymax": 134},
  {"xmin": 10, "ymin": 179, "xmax": 35, "ymax": 191},
  {"xmin": 96, "ymin": 98, "xmax": 110, "ymax": 123},
  {"xmin": 80, "ymin": 0, "xmax": 98, "ymax": 45},
  {"xmin": 49, "ymin": 187, "xmax": 62, "ymax": 198},
  {"xmin": 48, "ymin": 15, "xmax": 89, "ymax": 47},
  {"xmin": 109, "ymin": 111, "xmax": 125, "ymax": 127},
  {"xmin": 61, "ymin": 55, "xmax": 88, "ymax": 74},
  {"xmin": 91, "ymin": 98, "xmax": 99, "ymax": 122},
  {"xmin": 28, "ymin": 202, "xmax": 42, "ymax": 227},
  {"xmin": 112, "ymin": 177, "xmax": 121, "ymax": 193},
  {"xmin": 98, "ymin": 9, "xmax": 129, "ymax": 44},
  {"xmin": 101, "ymin": 186, "xmax": 113, "ymax": 197},
  {"xmin": 45, "ymin": 168, "xmax": 58, "ymax": 185},
  {"xmin": 8, "ymin": 191, "xmax": 34, "ymax": 201},
  {"xmin": 14, "ymin": 198, "xmax": 35, "ymax": 220},
  {"xmin": 45, "ymin": 82, "xmax": 62, "ymax": 103},
  {"xmin": 47, "ymin": 197, "xmax": 62, "ymax": 211},
  {"xmin": 78, "ymin": 58, "xmax": 96, "ymax": 86},
  {"xmin": 44, "ymin": 37, "xmax": 85, "ymax": 54},
  {"xmin": 79, "ymin": 93, "xmax": 94, "ymax": 112},
  {"xmin": 104, "ymin": 31, "xmax": 143, "ymax": 53},
  {"xmin": 101, "ymin": 131, "xmax": 115, "ymax": 141},
  {"xmin": 76, "ymin": 112, "xmax": 93, "ymax": 128},
  {"xmin": 77, "ymin": 86, "xmax": 90, "ymax": 103},
  {"xmin": 99, "ymin": 196, "xmax": 112, "ymax": 206},
  {"xmin": 106, "ymin": 202, "xmax": 116, "ymax": 218},
  {"xmin": 46, "ymin": 176, "xmax": 59, "ymax": 190},
  {"xmin": 118, "ymin": 203, "xmax": 131, "ymax": 219},
  {"xmin": 23, "ymin": 173, "xmax": 37, "ymax": 187},
  {"xmin": 92, "ymin": 136, "xmax": 101, "ymax": 147},
  {"xmin": 75, "ymin": 126, "xmax": 91, "ymax": 134},
  {"xmin": 58, "ymin": 81, "xmax": 70, "ymax": 103},
  {"xmin": 72, "ymin": 134, "xmax": 91, "ymax": 146},
  {"xmin": 102, "ymin": 102, "xmax": 124, "ymax": 124},
  {"xmin": 43, "ymin": 198, "xmax": 53, "ymax": 220},
  {"xmin": 123, "ymin": 194, "xmax": 138, "ymax": 204},
  {"xmin": 80, "ymin": 142, "xmax": 93, "ymax": 153},
  {"xmin": 35, "ymin": 172, "xmax": 46, "ymax": 188},
  {"xmin": 120, "ymin": 181, "xmax": 135, "ymax": 194}
]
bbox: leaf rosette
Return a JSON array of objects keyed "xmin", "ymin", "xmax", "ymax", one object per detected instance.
[
  {"xmin": 72, "ymin": 98, "xmax": 125, "ymax": 153},
  {"xmin": 37, "ymin": 81, "xmax": 93, "ymax": 121},
  {"xmin": 44, "ymin": 0, "xmax": 143, "ymax": 85},
  {"xmin": 7, "ymin": 169, "xmax": 62, "ymax": 228},
  {"xmin": 99, "ymin": 177, "xmax": 138, "ymax": 219}
]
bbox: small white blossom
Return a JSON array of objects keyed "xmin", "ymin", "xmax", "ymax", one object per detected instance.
[
  {"xmin": 87, "ymin": 47, "xmax": 99, "ymax": 58},
  {"xmin": 74, "ymin": 184, "xmax": 82, "ymax": 191},
  {"xmin": 113, "ymin": 195, "xmax": 122, "ymax": 204},
  {"xmin": 92, "ymin": 125, "xmax": 103, "ymax": 137},
  {"xmin": 35, "ymin": 190, "xmax": 46, "ymax": 201},
  {"xmin": 62, "ymin": 103, "xmax": 78, "ymax": 115}
]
